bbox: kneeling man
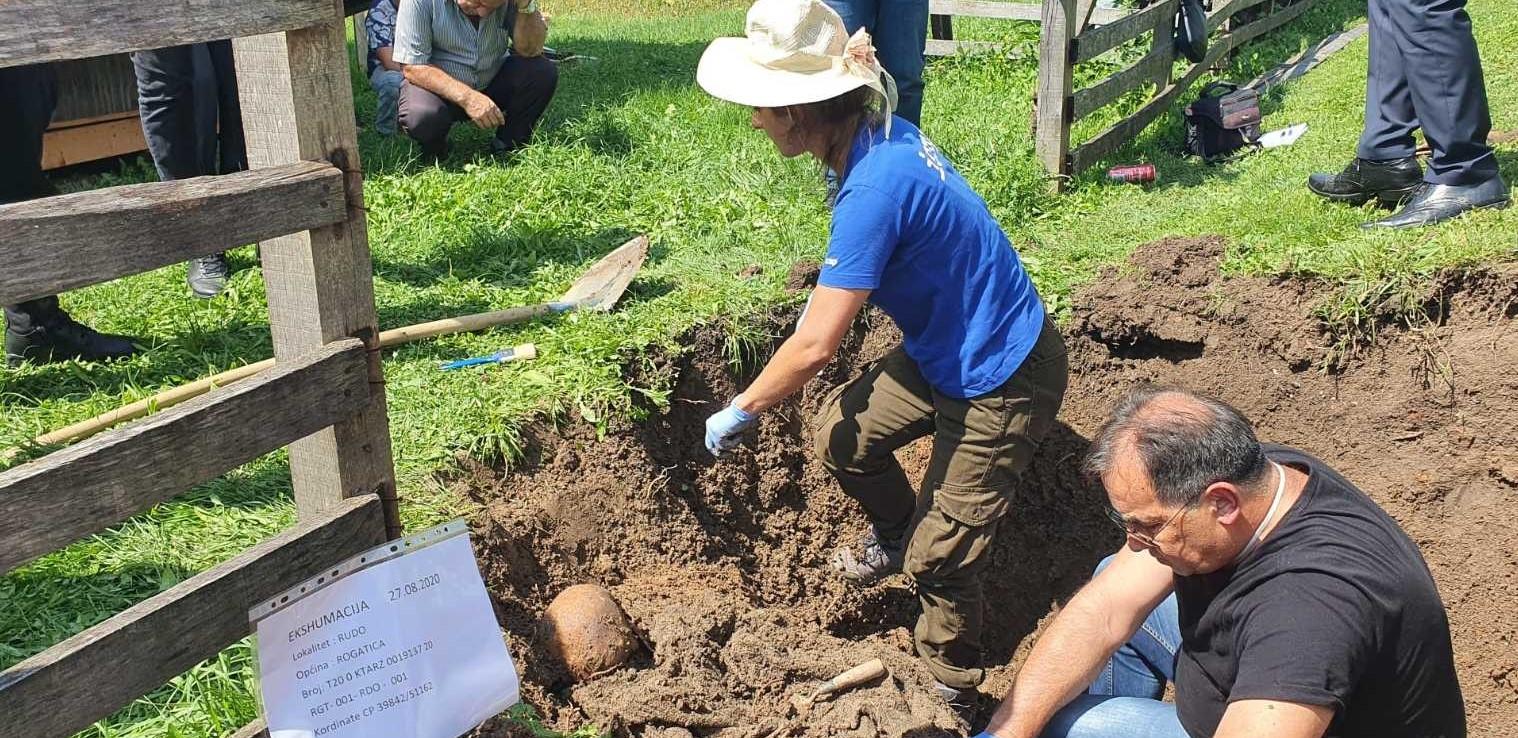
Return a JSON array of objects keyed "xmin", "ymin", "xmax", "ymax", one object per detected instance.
[
  {"xmin": 979, "ymin": 387, "xmax": 1463, "ymax": 738},
  {"xmin": 393, "ymin": 0, "xmax": 558, "ymax": 158}
]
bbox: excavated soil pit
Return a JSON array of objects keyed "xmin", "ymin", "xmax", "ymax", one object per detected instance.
[{"xmin": 462, "ymin": 237, "xmax": 1518, "ymax": 738}]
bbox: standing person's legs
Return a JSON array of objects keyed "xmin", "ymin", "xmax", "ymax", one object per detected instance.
[
  {"xmin": 370, "ymin": 69, "xmax": 406, "ymax": 136},
  {"xmin": 398, "ymin": 80, "xmax": 463, "ymax": 158},
  {"xmin": 869, "ymin": 0, "xmax": 929, "ymax": 126},
  {"xmin": 906, "ymin": 317, "xmax": 1067, "ymax": 694},
  {"xmin": 2, "ymin": 64, "xmax": 138, "ymax": 367},
  {"xmin": 132, "ymin": 45, "xmax": 205, "ymax": 181},
  {"xmin": 1383, "ymin": 0, "xmax": 1498, "ymax": 185},
  {"xmin": 1356, "ymin": 0, "xmax": 1417, "ymax": 163},
  {"xmin": 1039, "ymin": 557, "xmax": 1184, "ymax": 738},
  {"xmin": 207, "ymin": 39, "xmax": 248, "ymax": 174},
  {"xmin": 481, "ymin": 54, "xmax": 560, "ymax": 153}
]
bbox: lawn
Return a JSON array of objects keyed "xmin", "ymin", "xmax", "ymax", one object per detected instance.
[{"xmin": 1, "ymin": 0, "xmax": 1514, "ymax": 735}]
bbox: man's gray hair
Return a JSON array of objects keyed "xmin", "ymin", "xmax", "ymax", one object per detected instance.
[{"xmin": 1083, "ymin": 386, "xmax": 1269, "ymax": 507}]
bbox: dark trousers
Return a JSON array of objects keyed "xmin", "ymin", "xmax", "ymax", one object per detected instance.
[
  {"xmin": 812, "ymin": 317, "xmax": 1069, "ymax": 689},
  {"xmin": 0, "ymin": 64, "xmax": 64, "ymax": 325},
  {"xmin": 398, "ymin": 54, "xmax": 558, "ymax": 156},
  {"xmin": 132, "ymin": 41, "xmax": 247, "ymax": 181},
  {"xmin": 1356, "ymin": 0, "xmax": 1497, "ymax": 186}
]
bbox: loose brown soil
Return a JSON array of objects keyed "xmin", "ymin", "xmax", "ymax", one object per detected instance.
[{"xmin": 463, "ymin": 237, "xmax": 1518, "ymax": 737}]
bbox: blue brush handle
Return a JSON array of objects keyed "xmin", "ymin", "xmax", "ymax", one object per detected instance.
[{"xmin": 440, "ymin": 350, "xmax": 511, "ymax": 371}]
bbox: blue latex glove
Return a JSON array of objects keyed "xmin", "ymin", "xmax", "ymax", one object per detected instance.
[{"xmin": 704, "ymin": 400, "xmax": 757, "ymax": 456}]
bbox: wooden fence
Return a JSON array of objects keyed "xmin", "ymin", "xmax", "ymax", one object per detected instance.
[
  {"xmin": 1038, "ymin": 0, "xmax": 1320, "ymax": 186},
  {"xmin": 0, "ymin": 0, "xmax": 399, "ymax": 735},
  {"xmin": 925, "ymin": 0, "xmax": 1322, "ymax": 188}
]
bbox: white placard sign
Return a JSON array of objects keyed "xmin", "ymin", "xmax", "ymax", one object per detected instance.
[{"xmin": 251, "ymin": 520, "xmax": 518, "ymax": 738}]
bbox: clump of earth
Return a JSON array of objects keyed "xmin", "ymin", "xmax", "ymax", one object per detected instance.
[{"xmin": 461, "ymin": 236, "xmax": 1518, "ymax": 737}]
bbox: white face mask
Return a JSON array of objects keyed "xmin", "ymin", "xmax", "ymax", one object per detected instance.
[{"xmin": 1232, "ymin": 461, "xmax": 1286, "ymax": 564}]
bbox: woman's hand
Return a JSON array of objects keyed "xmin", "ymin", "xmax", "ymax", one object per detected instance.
[{"xmin": 704, "ymin": 401, "xmax": 757, "ymax": 456}]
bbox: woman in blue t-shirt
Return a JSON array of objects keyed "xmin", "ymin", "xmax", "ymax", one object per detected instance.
[{"xmin": 695, "ymin": 0, "xmax": 1069, "ymax": 717}]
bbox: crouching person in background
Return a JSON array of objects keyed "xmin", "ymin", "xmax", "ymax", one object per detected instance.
[
  {"xmin": 393, "ymin": 0, "xmax": 558, "ymax": 159},
  {"xmin": 975, "ymin": 387, "xmax": 1464, "ymax": 738},
  {"xmin": 366, "ymin": 0, "xmax": 405, "ymax": 136}
]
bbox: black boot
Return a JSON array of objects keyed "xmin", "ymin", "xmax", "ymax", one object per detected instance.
[
  {"xmin": 5, "ymin": 297, "xmax": 139, "ymax": 368},
  {"xmin": 1307, "ymin": 156, "xmax": 1423, "ymax": 206},
  {"xmin": 1364, "ymin": 176, "xmax": 1512, "ymax": 229},
  {"xmin": 187, "ymin": 252, "xmax": 231, "ymax": 299}
]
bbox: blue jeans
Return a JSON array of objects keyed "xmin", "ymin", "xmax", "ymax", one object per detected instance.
[
  {"xmin": 370, "ymin": 67, "xmax": 405, "ymax": 136},
  {"xmin": 822, "ymin": 0, "xmax": 928, "ymax": 126},
  {"xmin": 1041, "ymin": 556, "xmax": 1188, "ymax": 738}
]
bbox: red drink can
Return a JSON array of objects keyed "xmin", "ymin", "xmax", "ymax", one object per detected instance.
[{"xmin": 1107, "ymin": 164, "xmax": 1157, "ymax": 183}]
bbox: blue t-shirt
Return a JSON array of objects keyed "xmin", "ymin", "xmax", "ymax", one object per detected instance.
[{"xmin": 818, "ymin": 117, "xmax": 1047, "ymax": 398}]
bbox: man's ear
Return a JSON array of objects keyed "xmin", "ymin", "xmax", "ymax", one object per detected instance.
[{"xmin": 1203, "ymin": 482, "xmax": 1244, "ymax": 525}]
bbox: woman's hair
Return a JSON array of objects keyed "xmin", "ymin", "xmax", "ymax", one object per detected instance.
[{"xmin": 781, "ymin": 85, "xmax": 888, "ymax": 176}]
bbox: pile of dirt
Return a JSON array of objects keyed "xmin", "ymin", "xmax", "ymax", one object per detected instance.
[{"xmin": 462, "ymin": 237, "xmax": 1517, "ymax": 737}]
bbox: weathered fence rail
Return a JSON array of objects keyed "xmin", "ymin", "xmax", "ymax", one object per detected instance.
[
  {"xmin": 926, "ymin": 0, "xmax": 1126, "ymax": 56},
  {"xmin": 0, "ymin": 0, "xmax": 398, "ymax": 734}
]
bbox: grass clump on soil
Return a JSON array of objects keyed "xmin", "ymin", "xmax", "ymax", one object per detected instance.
[{"xmin": 1, "ymin": 0, "xmax": 1515, "ymax": 735}]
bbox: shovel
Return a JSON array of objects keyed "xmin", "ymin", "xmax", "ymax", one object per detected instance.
[
  {"xmin": 383, "ymin": 233, "xmax": 649, "ymax": 345},
  {"xmin": 19, "ymin": 235, "xmax": 650, "ymax": 451},
  {"xmin": 765, "ymin": 658, "xmax": 888, "ymax": 738}
]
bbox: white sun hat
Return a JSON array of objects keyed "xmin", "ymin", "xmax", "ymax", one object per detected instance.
[{"xmin": 697, "ymin": 0, "xmax": 898, "ymax": 125}]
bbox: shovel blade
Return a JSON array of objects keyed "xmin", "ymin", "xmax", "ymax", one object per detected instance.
[{"xmin": 559, "ymin": 234, "xmax": 649, "ymax": 312}]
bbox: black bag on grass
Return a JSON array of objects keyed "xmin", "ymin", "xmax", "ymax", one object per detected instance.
[{"xmin": 1183, "ymin": 82, "xmax": 1262, "ymax": 162}]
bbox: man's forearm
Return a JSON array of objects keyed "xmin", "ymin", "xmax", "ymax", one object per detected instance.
[
  {"xmin": 512, "ymin": 6, "xmax": 548, "ymax": 57},
  {"xmin": 984, "ymin": 594, "xmax": 1127, "ymax": 738},
  {"xmin": 402, "ymin": 63, "xmax": 477, "ymax": 107}
]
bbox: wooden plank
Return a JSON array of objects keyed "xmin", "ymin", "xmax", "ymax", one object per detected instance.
[
  {"xmin": 1147, "ymin": 0, "xmax": 1176, "ymax": 89},
  {"xmin": 41, "ymin": 113, "xmax": 146, "ymax": 170},
  {"xmin": 1072, "ymin": 45, "xmax": 1170, "ymax": 119},
  {"xmin": 234, "ymin": 7, "xmax": 399, "ymax": 535},
  {"xmin": 0, "ymin": 339, "xmax": 371, "ymax": 576},
  {"xmin": 0, "ymin": 161, "xmax": 346, "ymax": 305},
  {"xmin": 925, "ymin": 39, "xmax": 1006, "ymax": 56},
  {"xmin": 1072, "ymin": 0, "xmax": 1179, "ymax": 63},
  {"xmin": 1248, "ymin": 23, "xmax": 1366, "ymax": 90},
  {"xmin": 0, "ymin": 495, "xmax": 386, "ymax": 738},
  {"xmin": 0, "ymin": 0, "xmax": 336, "ymax": 69},
  {"xmin": 1035, "ymin": 0, "xmax": 1077, "ymax": 190},
  {"xmin": 231, "ymin": 720, "xmax": 269, "ymax": 738},
  {"xmin": 51, "ymin": 54, "xmax": 138, "ymax": 121}
]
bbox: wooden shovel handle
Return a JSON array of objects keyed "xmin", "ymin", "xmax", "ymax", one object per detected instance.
[{"xmin": 817, "ymin": 658, "xmax": 887, "ymax": 696}]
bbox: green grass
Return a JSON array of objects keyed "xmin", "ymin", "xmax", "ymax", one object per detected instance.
[{"xmin": 3, "ymin": 0, "xmax": 1516, "ymax": 734}]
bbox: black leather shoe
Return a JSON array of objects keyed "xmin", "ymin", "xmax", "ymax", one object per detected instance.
[
  {"xmin": 5, "ymin": 302, "xmax": 138, "ymax": 368},
  {"xmin": 1307, "ymin": 156, "xmax": 1422, "ymax": 206},
  {"xmin": 187, "ymin": 252, "xmax": 231, "ymax": 299},
  {"xmin": 1363, "ymin": 176, "xmax": 1511, "ymax": 229}
]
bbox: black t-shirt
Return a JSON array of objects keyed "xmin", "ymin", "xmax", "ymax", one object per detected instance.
[{"xmin": 1172, "ymin": 445, "xmax": 1465, "ymax": 738}]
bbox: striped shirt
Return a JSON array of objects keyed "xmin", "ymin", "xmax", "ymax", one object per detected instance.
[{"xmin": 393, "ymin": 0, "xmax": 515, "ymax": 90}]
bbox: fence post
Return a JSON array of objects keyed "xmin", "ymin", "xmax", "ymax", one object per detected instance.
[
  {"xmin": 1149, "ymin": 0, "xmax": 1176, "ymax": 90},
  {"xmin": 232, "ymin": 2, "xmax": 400, "ymax": 537},
  {"xmin": 1036, "ymin": 0, "xmax": 1076, "ymax": 190}
]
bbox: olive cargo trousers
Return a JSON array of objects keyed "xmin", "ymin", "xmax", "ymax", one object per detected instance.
[{"xmin": 812, "ymin": 316, "xmax": 1068, "ymax": 689}]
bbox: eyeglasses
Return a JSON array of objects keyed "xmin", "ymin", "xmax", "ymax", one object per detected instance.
[{"xmin": 1106, "ymin": 504, "xmax": 1191, "ymax": 548}]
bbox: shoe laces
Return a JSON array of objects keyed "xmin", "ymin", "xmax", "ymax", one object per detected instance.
[{"xmin": 194, "ymin": 255, "xmax": 230, "ymax": 280}]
